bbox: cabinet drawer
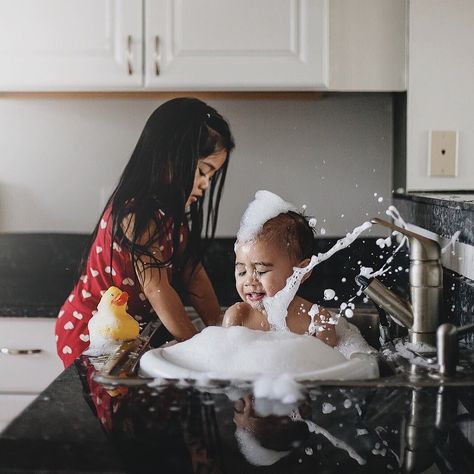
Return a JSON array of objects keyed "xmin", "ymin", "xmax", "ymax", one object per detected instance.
[
  {"xmin": 0, "ymin": 318, "xmax": 63, "ymax": 393},
  {"xmin": 0, "ymin": 394, "xmax": 36, "ymax": 433}
]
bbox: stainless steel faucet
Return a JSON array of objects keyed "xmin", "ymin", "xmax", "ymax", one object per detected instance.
[
  {"xmin": 356, "ymin": 217, "xmax": 442, "ymax": 346},
  {"xmin": 437, "ymin": 322, "xmax": 474, "ymax": 377}
]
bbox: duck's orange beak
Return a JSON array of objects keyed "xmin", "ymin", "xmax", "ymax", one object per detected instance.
[{"xmin": 111, "ymin": 291, "xmax": 128, "ymax": 306}]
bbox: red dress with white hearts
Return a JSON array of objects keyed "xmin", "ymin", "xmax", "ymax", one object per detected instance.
[{"xmin": 55, "ymin": 206, "xmax": 181, "ymax": 368}]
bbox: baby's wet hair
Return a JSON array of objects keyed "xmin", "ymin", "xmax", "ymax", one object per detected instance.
[{"xmin": 258, "ymin": 211, "xmax": 315, "ymax": 261}]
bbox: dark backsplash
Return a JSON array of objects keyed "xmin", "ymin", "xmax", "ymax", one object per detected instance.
[
  {"xmin": 0, "ymin": 224, "xmax": 470, "ymax": 338},
  {"xmin": 0, "ymin": 233, "xmax": 408, "ymax": 317},
  {"xmin": 394, "ymin": 193, "xmax": 474, "ymax": 343},
  {"xmin": 0, "ymin": 233, "xmax": 88, "ymax": 316},
  {"xmin": 393, "ymin": 192, "xmax": 474, "ymax": 245}
]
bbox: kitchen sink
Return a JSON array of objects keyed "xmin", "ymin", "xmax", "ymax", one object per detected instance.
[{"xmin": 89, "ymin": 306, "xmax": 474, "ymax": 389}]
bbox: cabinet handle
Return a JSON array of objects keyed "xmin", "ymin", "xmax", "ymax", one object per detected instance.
[
  {"xmin": 1, "ymin": 347, "xmax": 42, "ymax": 355},
  {"xmin": 127, "ymin": 34, "xmax": 134, "ymax": 75},
  {"xmin": 154, "ymin": 35, "xmax": 161, "ymax": 76}
]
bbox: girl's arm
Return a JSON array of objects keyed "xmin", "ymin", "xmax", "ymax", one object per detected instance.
[
  {"xmin": 125, "ymin": 215, "xmax": 197, "ymax": 341},
  {"xmin": 137, "ymin": 261, "xmax": 197, "ymax": 341},
  {"xmin": 182, "ymin": 262, "xmax": 221, "ymax": 326}
]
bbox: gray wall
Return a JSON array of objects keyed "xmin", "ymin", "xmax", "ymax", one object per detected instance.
[
  {"xmin": 407, "ymin": 0, "xmax": 474, "ymax": 191},
  {"xmin": 0, "ymin": 93, "xmax": 393, "ymax": 237}
]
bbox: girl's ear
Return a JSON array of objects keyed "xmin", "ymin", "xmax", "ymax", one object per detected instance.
[{"xmin": 297, "ymin": 258, "xmax": 313, "ymax": 283}]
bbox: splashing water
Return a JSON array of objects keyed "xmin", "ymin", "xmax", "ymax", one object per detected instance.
[
  {"xmin": 326, "ymin": 205, "xmax": 411, "ymax": 320},
  {"xmin": 324, "ymin": 289, "xmax": 336, "ymax": 301},
  {"xmin": 376, "ymin": 236, "xmax": 392, "ymax": 249},
  {"xmin": 387, "ymin": 204, "xmax": 461, "ymax": 257},
  {"xmin": 307, "ymin": 304, "xmax": 321, "ymax": 335},
  {"xmin": 263, "ymin": 221, "xmax": 373, "ymax": 331},
  {"xmin": 442, "ymin": 230, "xmax": 461, "ymax": 254},
  {"xmin": 386, "ymin": 205, "xmax": 408, "ymax": 229}
]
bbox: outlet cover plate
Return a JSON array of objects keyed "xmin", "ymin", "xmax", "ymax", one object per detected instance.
[{"xmin": 428, "ymin": 130, "xmax": 458, "ymax": 177}]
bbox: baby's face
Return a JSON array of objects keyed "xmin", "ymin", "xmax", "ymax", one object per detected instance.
[{"xmin": 234, "ymin": 239, "xmax": 297, "ymax": 309}]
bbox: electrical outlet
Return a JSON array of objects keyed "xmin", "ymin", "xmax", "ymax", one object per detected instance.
[{"xmin": 428, "ymin": 130, "xmax": 458, "ymax": 177}]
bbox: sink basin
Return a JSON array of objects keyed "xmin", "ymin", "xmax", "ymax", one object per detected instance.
[
  {"xmin": 92, "ymin": 307, "xmax": 474, "ymax": 389},
  {"xmin": 339, "ymin": 308, "xmax": 384, "ymax": 349},
  {"xmin": 140, "ymin": 325, "xmax": 381, "ymax": 382}
]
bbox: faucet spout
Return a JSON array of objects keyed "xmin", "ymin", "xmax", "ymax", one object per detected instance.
[
  {"xmin": 356, "ymin": 275, "xmax": 414, "ymax": 329},
  {"xmin": 356, "ymin": 218, "xmax": 442, "ymax": 346}
]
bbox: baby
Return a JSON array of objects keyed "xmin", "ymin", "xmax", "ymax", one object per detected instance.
[{"xmin": 223, "ymin": 199, "xmax": 337, "ymax": 347}]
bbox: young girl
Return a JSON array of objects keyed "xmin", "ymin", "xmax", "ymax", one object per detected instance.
[{"xmin": 56, "ymin": 98, "xmax": 235, "ymax": 367}]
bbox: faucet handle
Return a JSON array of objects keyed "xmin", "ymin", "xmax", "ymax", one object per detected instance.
[{"xmin": 371, "ymin": 217, "xmax": 441, "ymax": 261}]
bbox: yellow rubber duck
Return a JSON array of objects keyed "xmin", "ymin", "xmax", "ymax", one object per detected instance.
[{"xmin": 88, "ymin": 286, "xmax": 140, "ymax": 344}]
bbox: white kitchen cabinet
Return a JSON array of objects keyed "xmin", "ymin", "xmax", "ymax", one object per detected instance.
[
  {"xmin": 0, "ymin": 0, "xmax": 143, "ymax": 91},
  {"xmin": 328, "ymin": 0, "xmax": 407, "ymax": 91},
  {"xmin": 144, "ymin": 0, "xmax": 328, "ymax": 91},
  {"xmin": 0, "ymin": 0, "xmax": 406, "ymax": 92},
  {"xmin": 0, "ymin": 394, "xmax": 36, "ymax": 432},
  {"xmin": 0, "ymin": 317, "xmax": 63, "ymax": 432},
  {"xmin": 0, "ymin": 0, "xmax": 327, "ymax": 91}
]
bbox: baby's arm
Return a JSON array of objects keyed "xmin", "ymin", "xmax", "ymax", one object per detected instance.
[{"xmin": 314, "ymin": 307, "xmax": 338, "ymax": 347}]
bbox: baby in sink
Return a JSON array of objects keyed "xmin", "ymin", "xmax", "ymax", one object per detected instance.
[{"xmin": 222, "ymin": 191, "xmax": 337, "ymax": 347}]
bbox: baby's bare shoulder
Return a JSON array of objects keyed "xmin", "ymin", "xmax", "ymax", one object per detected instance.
[{"xmin": 222, "ymin": 302, "xmax": 253, "ymax": 327}]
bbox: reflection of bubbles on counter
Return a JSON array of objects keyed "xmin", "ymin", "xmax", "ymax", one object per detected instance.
[
  {"xmin": 371, "ymin": 442, "xmax": 387, "ymax": 457},
  {"xmin": 253, "ymin": 373, "xmax": 304, "ymax": 405},
  {"xmin": 235, "ymin": 428, "xmax": 291, "ymax": 466},
  {"xmin": 291, "ymin": 409, "xmax": 367, "ymax": 466},
  {"xmin": 322, "ymin": 402, "xmax": 336, "ymax": 414}
]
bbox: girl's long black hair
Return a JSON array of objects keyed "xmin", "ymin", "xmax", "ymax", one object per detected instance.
[{"xmin": 81, "ymin": 97, "xmax": 234, "ymax": 281}]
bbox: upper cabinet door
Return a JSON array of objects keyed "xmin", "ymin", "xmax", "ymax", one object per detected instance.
[
  {"xmin": 328, "ymin": 0, "xmax": 407, "ymax": 91},
  {"xmin": 0, "ymin": 0, "xmax": 142, "ymax": 91},
  {"xmin": 144, "ymin": 0, "xmax": 328, "ymax": 90}
]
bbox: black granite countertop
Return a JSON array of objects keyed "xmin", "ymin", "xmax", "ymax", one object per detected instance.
[
  {"xmin": 395, "ymin": 192, "xmax": 474, "ymax": 210},
  {"xmin": 1, "ymin": 359, "xmax": 474, "ymax": 474},
  {"xmin": 393, "ymin": 192, "xmax": 474, "ymax": 246}
]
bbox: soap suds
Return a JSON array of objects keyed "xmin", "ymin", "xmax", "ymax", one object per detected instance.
[
  {"xmin": 253, "ymin": 373, "xmax": 304, "ymax": 404},
  {"xmin": 237, "ymin": 190, "xmax": 296, "ymax": 242},
  {"xmin": 140, "ymin": 325, "xmax": 379, "ymax": 382}
]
